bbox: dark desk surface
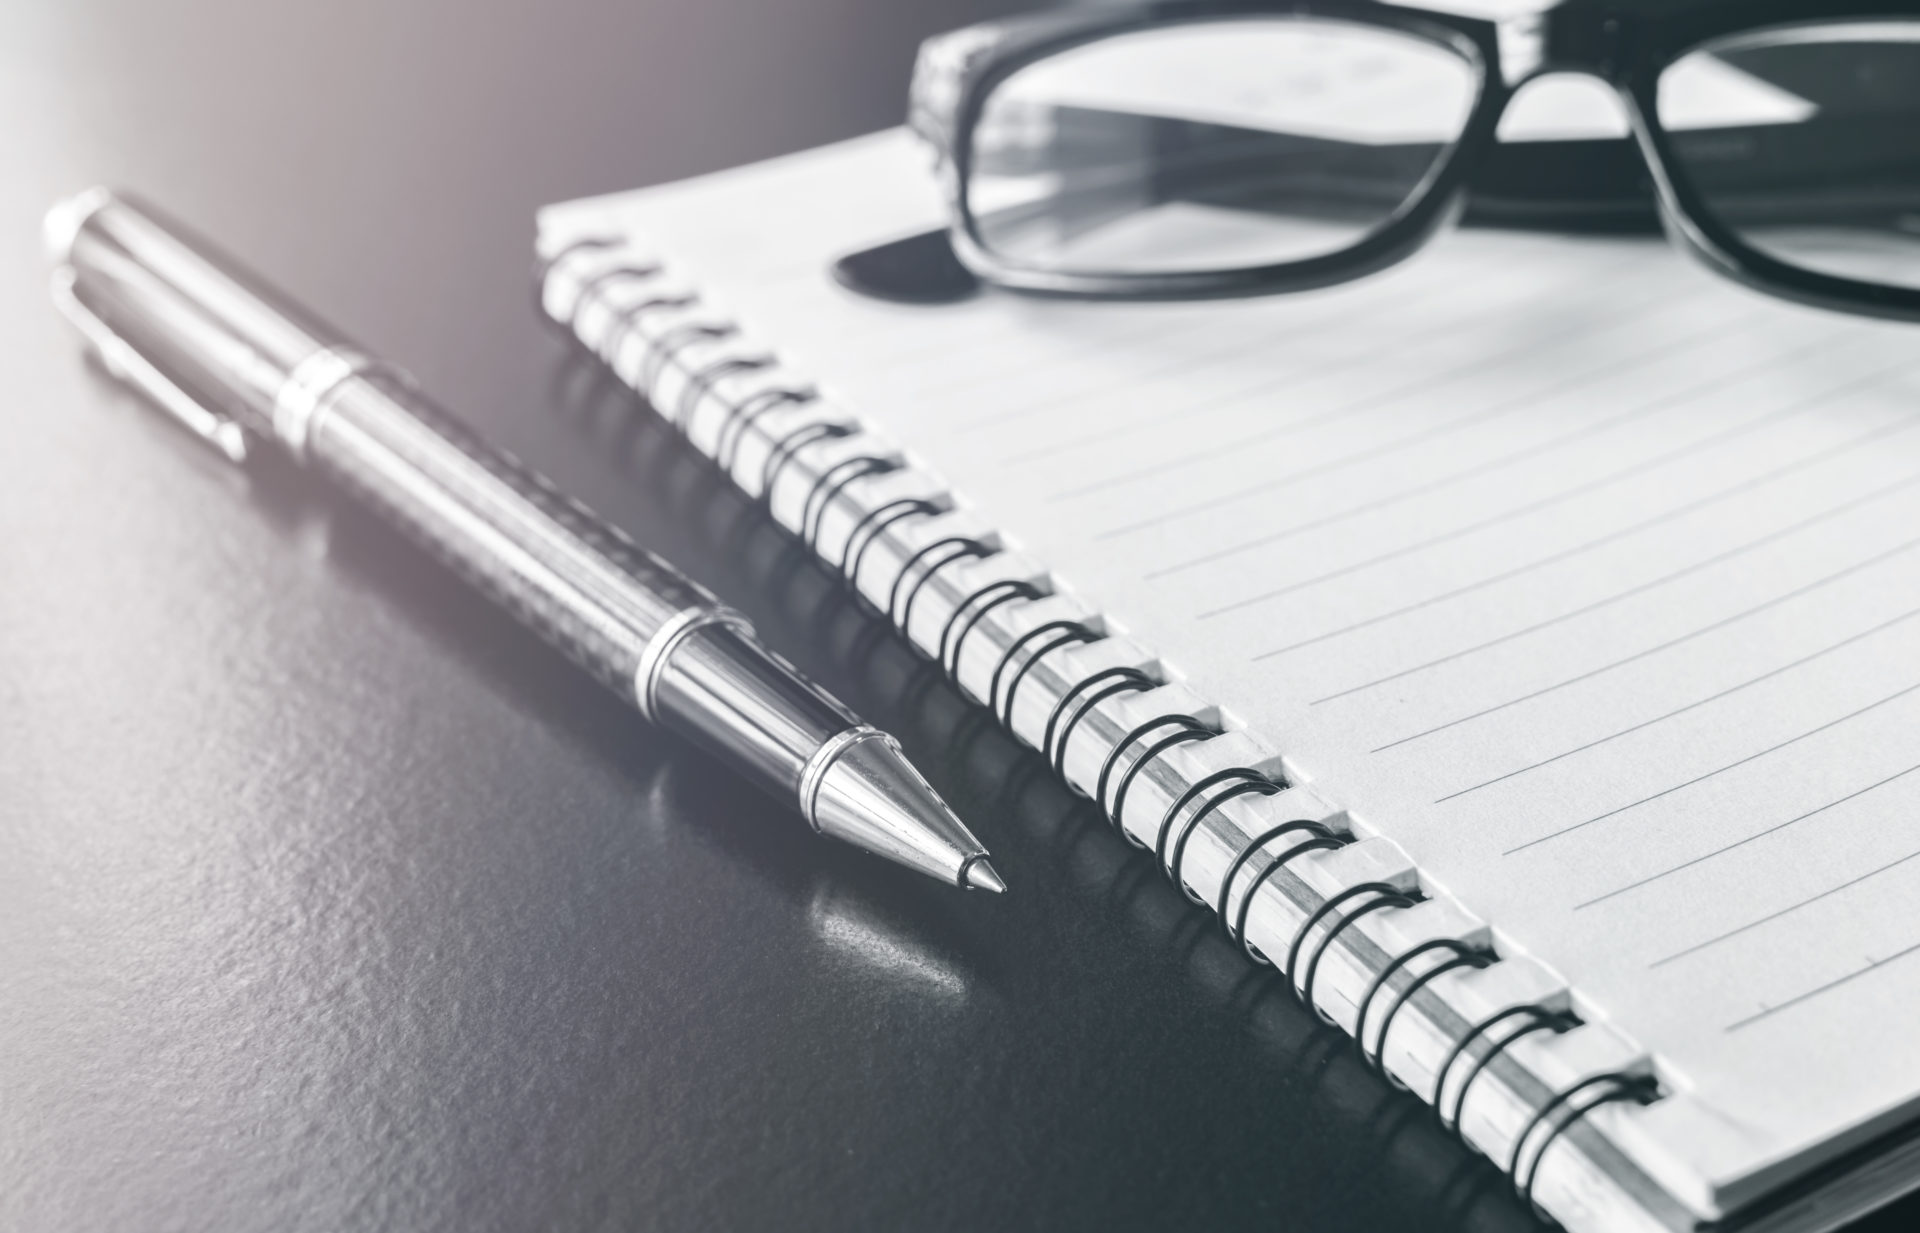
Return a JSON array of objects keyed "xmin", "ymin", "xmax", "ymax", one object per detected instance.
[{"xmin": 4, "ymin": 4, "xmax": 1915, "ymax": 1231}]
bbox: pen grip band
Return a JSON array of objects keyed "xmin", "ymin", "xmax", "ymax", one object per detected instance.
[{"xmin": 305, "ymin": 366, "xmax": 719, "ymax": 697}]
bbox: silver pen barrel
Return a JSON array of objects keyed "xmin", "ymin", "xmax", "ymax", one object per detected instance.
[{"xmin": 49, "ymin": 190, "xmax": 1000, "ymax": 891}]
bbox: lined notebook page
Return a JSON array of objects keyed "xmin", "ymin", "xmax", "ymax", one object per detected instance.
[{"xmin": 551, "ymin": 131, "xmax": 1920, "ymax": 1191}]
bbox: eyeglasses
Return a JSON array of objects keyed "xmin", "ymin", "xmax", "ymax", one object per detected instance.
[{"xmin": 889, "ymin": 0, "xmax": 1920, "ymax": 321}]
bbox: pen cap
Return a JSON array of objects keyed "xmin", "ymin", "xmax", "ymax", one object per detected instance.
[{"xmin": 48, "ymin": 188, "xmax": 353, "ymax": 448}]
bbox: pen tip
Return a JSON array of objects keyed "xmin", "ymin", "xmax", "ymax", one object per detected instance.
[
  {"xmin": 807, "ymin": 728, "xmax": 998, "ymax": 890},
  {"xmin": 963, "ymin": 857, "xmax": 1007, "ymax": 894}
]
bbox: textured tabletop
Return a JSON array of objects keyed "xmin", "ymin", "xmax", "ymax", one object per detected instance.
[{"xmin": 3, "ymin": 3, "xmax": 1915, "ymax": 1231}]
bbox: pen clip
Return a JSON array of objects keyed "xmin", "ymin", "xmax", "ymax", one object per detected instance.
[{"xmin": 50, "ymin": 266, "xmax": 250, "ymax": 464}]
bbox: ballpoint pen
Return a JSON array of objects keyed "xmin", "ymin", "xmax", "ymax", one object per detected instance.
[{"xmin": 45, "ymin": 189, "xmax": 1005, "ymax": 894}]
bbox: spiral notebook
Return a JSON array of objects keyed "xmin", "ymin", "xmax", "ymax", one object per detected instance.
[{"xmin": 536, "ymin": 130, "xmax": 1920, "ymax": 1233}]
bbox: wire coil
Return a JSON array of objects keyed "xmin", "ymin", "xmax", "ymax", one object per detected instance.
[
  {"xmin": 676, "ymin": 354, "xmax": 772, "ymax": 429},
  {"xmin": 1215, "ymin": 819, "xmax": 1333, "ymax": 938},
  {"xmin": 717, "ymin": 385, "xmax": 819, "ymax": 473},
  {"xmin": 940, "ymin": 578, "xmax": 1044, "ymax": 678},
  {"xmin": 799, "ymin": 454, "xmax": 898, "ymax": 553},
  {"xmin": 892, "ymin": 537, "xmax": 991, "ymax": 635},
  {"xmin": 1163, "ymin": 774, "xmax": 1284, "ymax": 902},
  {"xmin": 759, "ymin": 420, "xmax": 851, "ymax": 507},
  {"xmin": 1438, "ymin": 1007, "xmax": 1578, "ymax": 1135},
  {"xmin": 1042, "ymin": 666, "xmax": 1156, "ymax": 778},
  {"xmin": 1094, "ymin": 716, "xmax": 1211, "ymax": 841},
  {"xmin": 1513, "ymin": 1072, "xmax": 1659, "ymax": 1211},
  {"xmin": 1356, "ymin": 940, "xmax": 1493, "ymax": 1078},
  {"xmin": 988, "ymin": 620, "xmax": 1099, "ymax": 730},
  {"xmin": 1297, "ymin": 889, "xmax": 1420, "ymax": 1019},
  {"xmin": 842, "ymin": 498, "xmax": 942, "ymax": 600},
  {"xmin": 1233, "ymin": 833, "xmax": 1347, "ymax": 959}
]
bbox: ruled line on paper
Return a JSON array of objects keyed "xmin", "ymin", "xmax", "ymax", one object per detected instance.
[
  {"xmin": 1370, "ymin": 533, "xmax": 1920, "ymax": 756},
  {"xmin": 1285, "ymin": 449, "xmax": 1919, "ymax": 683},
  {"xmin": 1046, "ymin": 336, "xmax": 1551, "ymax": 502},
  {"xmin": 983, "ymin": 271, "xmax": 1477, "ymax": 448},
  {"xmin": 931, "ymin": 308, "xmax": 1220, "ymax": 416},
  {"xmin": 856, "ymin": 300, "xmax": 1048, "ymax": 374},
  {"xmin": 855, "ymin": 309, "xmax": 1014, "ymax": 371},
  {"xmin": 682, "ymin": 258, "xmax": 827, "ymax": 295},
  {"xmin": 1313, "ymin": 472, "xmax": 1920, "ymax": 699},
  {"xmin": 855, "ymin": 285, "xmax": 1219, "ymax": 386},
  {"xmin": 1012, "ymin": 244, "xmax": 1661, "ymax": 453},
  {"xmin": 1045, "ymin": 274, "xmax": 1683, "ymax": 504},
  {"xmin": 1309, "ymin": 472, "xmax": 1920, "ymax": 703},
  {"xmin": 1085, "ymin": 324, "xmax": 1795, "ymax": 545},
  {"xmin": 1002, "ymin": 255, "xmax": 1678, "ymax": 469},
  {"xmin": 1725, "ymin": 939, "xmax": 1920, "ymax": 1033},
  {"xmin": 1141, "ymin": 310, "xmax": 1802, "ymax": 579},
  {"xmin": 941, "ymin": 267, "xmax": 1475, "ymax": 433},
  {"xmin": 999, "ymin": 300, "xmax": 1470, "ymax": 465},
  {"xmin": 1443, "ymin": 602, "xmax": 1920, "ymax": 816},
  {"xmin": 1217, "ymin": 368, "xmax": 1920, "ymax": 629},
  {"xmin": 1572, "ymin": 760, "xmax": 1920, "ymax": 910},
  {"xmin": 1503, "ymin": 679, "xmax": 1920, "ymax": 854},
  {"xmin": 1651, "ymin": 848, "xmax": 1920, "ymax": 969}
]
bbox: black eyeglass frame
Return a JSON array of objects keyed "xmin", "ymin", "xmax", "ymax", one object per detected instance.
[{"xmin": 941, "ymin": 0, "xmax": 1920, "ymax": 321}]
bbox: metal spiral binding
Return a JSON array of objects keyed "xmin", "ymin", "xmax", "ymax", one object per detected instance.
[
  {"xmin": 638, "ymin": 322, "xmax": 737, "ymax": 403},
  {"xmin": 987, "ymin": 620, "xmax": 1100, "ymax": 729},
  {"xmin": 1041, "ymin": 666, "xmax": 1154, "ymax": 777},
  {"xmin": 542, "ymin": 241, "xmax": 1667, "ymax": 1221},
  {"xmin": 940, "ymin": 578, "xmax": 1045, "ymax": 677},
  {"xmin": 1235, "ymin": 836, "xmax": 1351, "ymax": 961},
  {"xmin": 572, "ymin": 263, "xmax": 665, "ymax": 334},
  {"xmin": 885, "ymin": 536, "xmax": 990, "ymax": 630},
  {"xmin": 844, "ymin": 498, "xmax": 942, "ymax": 591},
  {"xmin": 800, "ymin": 454, "xmax": 899, "ymax": 553},
  {"xmin": 1284, "ymin": 882, "xmax": 1396, "ymax": 978},
  {"xmin": 1093, "ymin": 716, "xmax": 1213, "ymax": 844},
  {"xmin": 676, "ymin": 354, "xmax": 773, "ymax": 429},
  {"xmin": 600, "ymin": 294, "xmax": 702, "ymax": 369},
  {"xmin": 758, "ymin": 420, "xmax": 851, "ymax": 505},
  {"xmin": 531, "ymin": 236, "xmax": 622, "ymax": 332},
  {"xmin": 1512, "ymin": 1072, "xmax": 1660, "ymax": 1212},
  {"xmin": 1155, "ymin": 768, "xmax": 1282, "ymax": 881},
  {"xmin": 1168, "ymin": 780, "xmax": 1290, "ymax": 904},
  {"xmin": 1297, "ymin": 888, "xmax": 1423, "ymax": 1020},
  {"xmin": 1215, "ymin": 820, "xmax": 1335, "ymax": 944},
  {"xmin": 535, "ymin": 235, "xmax": 618, "ymax": 289},
  {"xmin": 1355, "ymin": 939, "xmax": 1494, "ymax": 1078},
  {"xmin": 569, "ymin": 260, "xmax": 693, "ymax": 361},
  {"xmin": 718, "ymin": 385, "xmax": 819, "ymax": 474},
  {"xmin": 1439, "ymin": 1007, "xmax": 1581, "ymax": 1134}
]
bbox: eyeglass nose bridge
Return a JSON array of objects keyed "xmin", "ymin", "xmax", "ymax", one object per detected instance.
[
  {"xmin": 1522, "ymin": 2, "xmax": 1633, "ymax": 84},
  {"xmin": 1496, "ymin": 12, "xmax": 1550, "ymax": 85}
]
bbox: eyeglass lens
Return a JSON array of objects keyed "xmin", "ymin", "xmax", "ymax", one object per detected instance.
[
  {"xmin": 965, "ymin": 18, "xmax": 1480, "ymax": 276},
  {"xmin": 1659, "ymin": 22, "xmax": 1920, "ymax": 292}
]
